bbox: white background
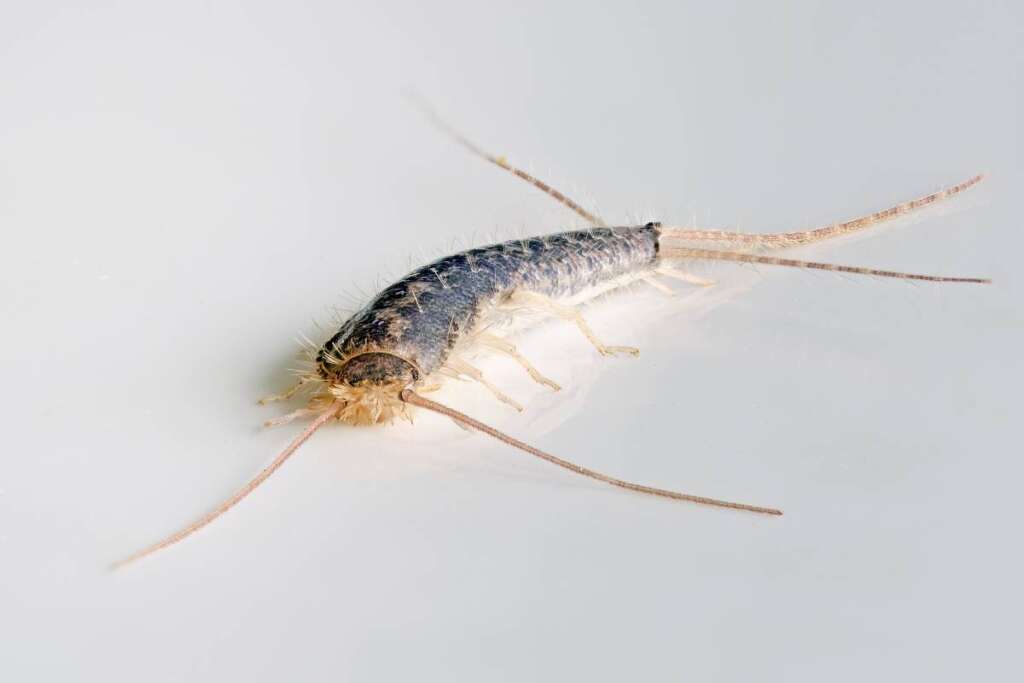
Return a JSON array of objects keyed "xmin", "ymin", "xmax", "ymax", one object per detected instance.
[{"xmin": 2, "ymin": 2, "xmax": 1020, "ymax": 680}]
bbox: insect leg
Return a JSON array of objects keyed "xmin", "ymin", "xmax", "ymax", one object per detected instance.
[
  {"xmin": 444, "ymin": 357, "xmax": 525, "ymax": 411},
  {"xmin": 257, "ymin": 378, "xmax": 310, "ymax": 405},
  {"xmin": 508, "ymin": 290, "xmax": 640, "ymax": 357},
  {"xmin": 656, "ymin": 266, "xmax": 715, "ymax": 287},
  {"xmin": 477, "ymin": 332, "xmax": 562, "ymax": 391},
  {"xmin": 263, "ymin": 406, "xmax": 322, "ymax": 428},
  {"xmin": 641, "ymin": 274, "xmax": 676, "ymax": 296},
  {"xmin": 660, "ymin": 174, "xmax": 984, "ymax": 250}
]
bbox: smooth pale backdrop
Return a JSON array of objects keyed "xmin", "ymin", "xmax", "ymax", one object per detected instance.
[{"xmin": 1, "ymin": 2, "xmax": 1020, "ymax": 681}]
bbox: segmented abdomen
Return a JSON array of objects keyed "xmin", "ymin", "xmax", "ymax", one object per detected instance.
[{"xmin": 319, "ymin": 224, "xmax": 660, "ymax": 377}]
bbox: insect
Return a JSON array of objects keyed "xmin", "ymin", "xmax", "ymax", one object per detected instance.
[{"xmin": 114, "ymin": 105, "xmax": 989, "ymax": 567}]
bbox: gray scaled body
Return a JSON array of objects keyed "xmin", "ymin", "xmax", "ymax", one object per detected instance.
[{"xmin": 317, "ymin": 224, "xmax": 660, "ymax": 386}]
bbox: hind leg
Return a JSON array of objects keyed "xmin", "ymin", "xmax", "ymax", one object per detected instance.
[
  {"xmin": 507, "ymin": 290, "xmax": 639, "ymax": 357},
  {"xmin": 477, "ymin": 332, "xmax": 561, "ymax": 391},
  {"xmin": 656, "ymin": 266, "xmax": 715, "ymax": 287},
  {"xmin": 443, "ymin": 357, "xmax": 524, "ymax": 412},
  {"xmin": 641, "ymin": 274, "xmax": 675, "ymax": 296}
]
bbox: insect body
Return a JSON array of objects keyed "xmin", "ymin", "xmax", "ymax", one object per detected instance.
[
  {"xmin": 307, "ymin": 225, "xmax": 657, "ymax": 425},
  {"xmin": 115, "ymin": 108, "xmax": 989, "ymax": 567}
]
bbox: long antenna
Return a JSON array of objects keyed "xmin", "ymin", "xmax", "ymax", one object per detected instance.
[
  {"xmin": 401, "ymin": 389, "xmax": 782, "ymax": 515},
  {"xmin": 113, "ymin": 404, "xmax": 342, "ymax": 568},
  {"xmin": 409, "ymin": 94, "xmax": 606, "ymax": 226}
]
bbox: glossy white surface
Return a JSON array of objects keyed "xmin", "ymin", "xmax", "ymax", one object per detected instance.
[{"xmin": 2, "ymin": 2, "xmax": 1020, "ymax": 680}]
